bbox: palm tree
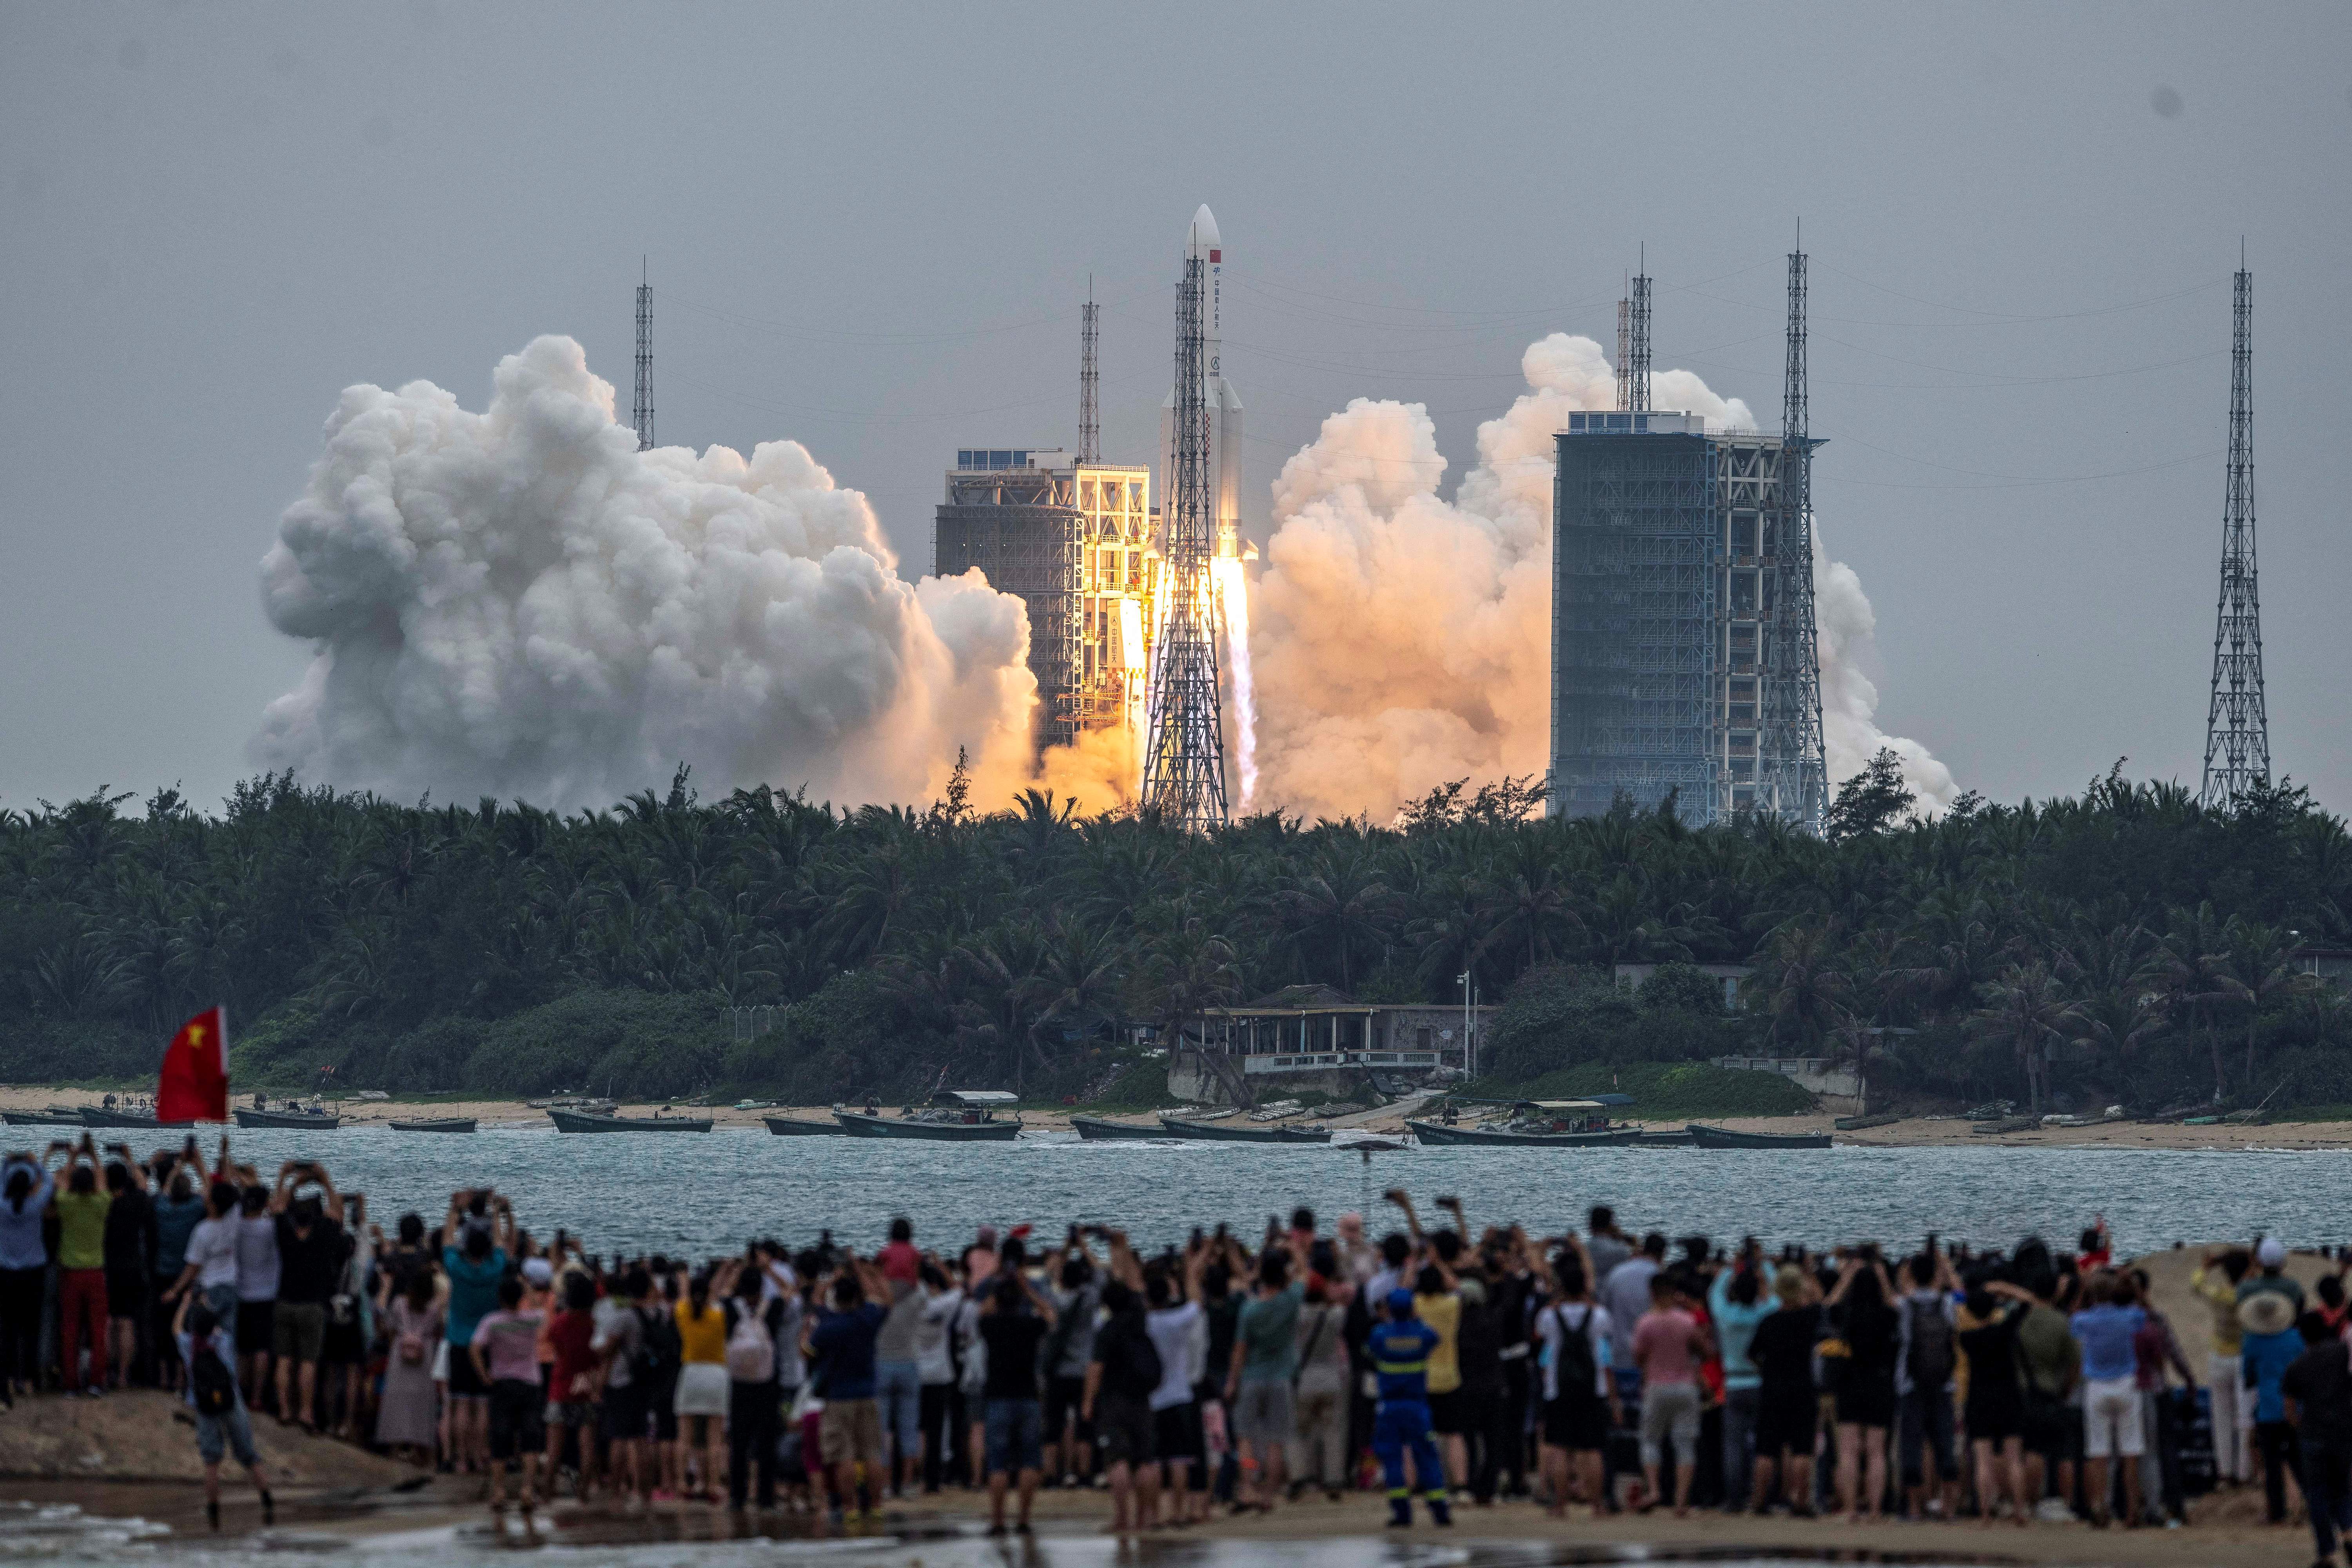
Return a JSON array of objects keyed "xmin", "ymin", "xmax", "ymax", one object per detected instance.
[
  {"xmin": 2154, "ymin": 904, "xmax": 2239, "ymax": 1102},
  {"xmin": 1967, "ymin": 963, "xmax": 2082, "ymax": 1114},
  {"xmin": 1751, "ymin": 920, "xmax": 1851, "ymax": 1048},
  {"xmin": 2219, "ymin": 921, "xmax": 2312, "ymax": 1086}
]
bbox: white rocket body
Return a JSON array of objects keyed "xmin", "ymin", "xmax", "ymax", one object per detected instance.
[{"xmin": 1164, "ymin": 204, "xmax": 1246, "ymax": 549}]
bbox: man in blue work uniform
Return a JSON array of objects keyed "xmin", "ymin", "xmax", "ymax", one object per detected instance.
[{"xmin": 1370, "ymin": 1289, "xmax": 1453, "ymax": 1528}]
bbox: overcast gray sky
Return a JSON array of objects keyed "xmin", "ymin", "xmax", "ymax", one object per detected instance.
[{"xmin": 3, "ymin": 1, "xmax": 2347, "ymax": 817}]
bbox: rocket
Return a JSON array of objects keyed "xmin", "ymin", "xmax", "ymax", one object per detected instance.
[{"xmin": 1165, "ymin": 204, "xmax": 1248, "ymax": 555}]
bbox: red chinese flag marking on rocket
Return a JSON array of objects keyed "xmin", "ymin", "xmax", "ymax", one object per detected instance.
[
  {"xmin": 158, "ymin": 1006, "xmax": 229, "ymax": 1123},
  {"xmin": 1209, "ymin": 250, "xmax": 1220, "ymax": 262}
]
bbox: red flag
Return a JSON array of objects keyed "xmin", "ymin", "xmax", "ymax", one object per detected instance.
[{"xmin": 159, "ymin": 1006, "xmax": 230, "ymax": 1123}]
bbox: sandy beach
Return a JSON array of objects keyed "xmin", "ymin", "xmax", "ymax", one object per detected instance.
[{"xmin": 8, "ymin": 1083, "xmax": 2347, "ymax": 1151}]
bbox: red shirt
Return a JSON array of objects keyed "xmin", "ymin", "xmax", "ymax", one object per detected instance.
[
  {"xmin": 879, "ymin": 1240, "xmax": 920, "ymax": 1285},
  {"xmin": 546, "ymin": 1310, "xmax": 598, "ymax": 1400}
]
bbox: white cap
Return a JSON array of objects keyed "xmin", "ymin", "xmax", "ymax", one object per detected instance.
[
  {"xmin": 521, "ymin": 1257, "xmax": 554, "ymax": 1286},
  {"xmin": 2257, "ymin": 1237, "xmax": 2286, "ymax": 1268}
]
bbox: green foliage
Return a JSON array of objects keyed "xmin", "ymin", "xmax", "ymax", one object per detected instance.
[
  {"xmin": 0, "ymin": 766, "xmax": 2345, "ymax": 1113},
  {"xmin": 1826, "ymin": 748, "xmax": 1918, "ymax": 841},
  {"xmin": 1491, "ymin": 1060, "xmax": 1819, "ymax": 1119}
]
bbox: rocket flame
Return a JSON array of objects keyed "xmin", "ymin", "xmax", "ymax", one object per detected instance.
[{"xmin": 1213, "ymin": 556, "xmax": 1257, "ymax": 809}]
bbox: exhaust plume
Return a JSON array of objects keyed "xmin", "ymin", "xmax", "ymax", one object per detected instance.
[
  {"xmin": 1250, "ymin": 332, "xmax": 1952, "ymax": 822},
  {"xmin": 253, "ymin": 336, "xmax": 1040, "ymax": 812}
]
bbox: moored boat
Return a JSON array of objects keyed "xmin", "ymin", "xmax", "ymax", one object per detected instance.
[
  {"xmin": 762, "ymin": 1114, "xmax": 843, "ymax": 1136},
  {"xmin": 387, "ymin": 1117, "xmax": 477, "ymax": 1133},
  {"xmin": 1684, "ymin": 1123, "xmax": 1832, "ymax": 1150},
  {"xmin": 235, "ymin": 1107, "xmax": 342, "ymax": 1130},
  {"xmin": 2, "ymin": 1107, "xmax": 88, "ymax": 1127},
  {"xmin": 79, "ymin": 1106, "xmax": 194, "ymax": 1130},
  {"xmin": 1405, "ymin": 1098, "xmax": 1638, "ymax": 1148},
  {"xmin": 1156, "ymin": 1114, "xmax": 1331, "ymax": 1144},
  {"xmin": 548, "ymin": 1107, "xmax": 713, "ymax": 1133},
  {"xmin": 835, "ymin": 1090, "xmax": 1023, "ymax": 1142},
  {"xmin": 1070, "ymin": 1115, "xmax": 1166, "ymax": 1141}
]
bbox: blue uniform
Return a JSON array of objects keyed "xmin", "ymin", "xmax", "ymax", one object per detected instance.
[{"xmin": 1369, "ymin": 1315, "xmax": 1448, "ymax": 1518}]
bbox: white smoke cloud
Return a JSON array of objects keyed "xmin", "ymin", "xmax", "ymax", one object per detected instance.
[
  {"xmin": 253, "ymin": 336, "xmax": 1039, "ymax": 811},
  {"xmin": 1250, "ymin": 332, "xmax": 1951, "ymax": 821}
]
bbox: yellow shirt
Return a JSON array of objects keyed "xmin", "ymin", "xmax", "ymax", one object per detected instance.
[
  {"xmin": 2189, "ymin": 1266, "xmax": 2243, "ymax": 1356},
  {"xmin": 675, "ymin": 1299, "xmax": 728, "ymax": 1365},
  {"xmin": 55, "ymin": 1191, "xmax": 111, "ymax": 1272},
  {"xmin": 1417, "ymin": 1291, "xmax": 1462, "ymax": 1395}
]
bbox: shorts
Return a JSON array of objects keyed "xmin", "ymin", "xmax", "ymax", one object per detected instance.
[
  {"xmin": 820, "ymin": 1397, "xmax": 886, "ymax": 1466},
  {"xmin": 601, "ymin": 1380, "xmax": 648, "ymax": 1441},
  {"xmin": 105, "ymin": 1272, "xmax": 145, "ymax": 1321},
  {"xmin": 1426, "ymin": 1386, "xmax": 1466, "ymax": 1435},
  {"xmin": 321, "ymin": 1316, "xmax": 365, "ymax": 1365},
  {"xmin": 984, "ymin": 1397, "xmax": 1044, "ymax": 1475},
  {"xmin": 546, "ymin": 1397, "xmax": 597, "ymax": 1430},
  {"xmin": 446, "ymin": 1343, "xmax": 488, "ymax": 1398},
  {"xmin": 1095, "ymin": 1393, "xmax": 1156, "ymax": 1467},
  {"xmin": 1044, "ymin": 1373, "xmax": 1090, "ymax": 1438},
  {"xmin": 488, "ymin": 1377, "xmax": 546, "ymax": 1461},
  {"xmin": 1834, "ymin": 1376, "xmax": 1896, "ymax": 1430},
  {"xmin": 2023, "ymin": 1388, "xmax": 2075, "ymax": 1462},
  {"xmin": 673, "ymin": 1361, "xmax": 729, "ymax": 1418},
  {"xmin": 1639, "ymin": 1381, "xmax": 1702, "ymax": 1469},
  {"xmin": 272, "ymin": 1301, "xmax": 327, "ymax": 1363},
  {"xmin": 234, "ymin": 1299, "xmax": 275, "ymax": 1357},
  {"xmin": 2082, "ymin": 1375, "xmax": 2145, "ymax": 1459},
  {"xmin": 1231, "ymin": 1380, "xmax": 1294, "ymax": 1451},
  {"xmin": 1152, "ymin": 1399, "xmax": 1201, "ymax": 1463},
  {"xmin": 1964, "ymin": 1389, "xmax": 2024, "ymax": 1444},
  {"xmin": 1755, "ymin": 1392, "xmax": 1818, "ymax": 1457},
  {"xmin": 196, "ymin": 1400, "xmax": 260, "ymax": 1468},
  {"xmin": 1542, "ymin": 1390, "xmax": 1609, "ymax": 1452}
]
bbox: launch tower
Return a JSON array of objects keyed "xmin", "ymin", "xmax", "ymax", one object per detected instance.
[
  {"xmin": 633, "ymin": 260, "xmax": 654, "ymax": 452},
  {"xmin": 1142, "ymin": 207, "xmax": 1232, "ymax": 829}
]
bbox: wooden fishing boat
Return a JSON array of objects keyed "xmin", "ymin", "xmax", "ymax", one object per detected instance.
[
  {"xmin": 2, "ymin": 1107, "xmax": 89, "ymax": 1127},
  {"xmin": 1405, "ymin": 1099, "xmax": 1637, "ymax": 1148},
  {"xmin": 79, "ymin": 1106, "xmax": 194, "ymax": 1130},
  {"xmin": 548, "ymin": 1107, "xmax": 712, "ymax": 1133},
  {"xmin": 835, "ymin": 1091, "xmax": 1023, "ymax": 1142},
  {"xmin": 1685, "ymin": 1123, "xmax": 1832, "ymax": 1150},
  {"xmin": 1157, "ymin": 1115, "xmax": 1331, "ymax": 1144},
  {"xmin": 1833, "ymin": 1113, "xmax": 1900, "ymax": 1132},
  {"xmin": 761, "ymin": 1114, "xmax": 843, "ymax": 1136},
  {"xmin": 234, "ymin": 1107, "xmax": 342, "ymax": 1130},
  {"xmin": 1069, "ymin": 1115, "xmax": 1167, "ymax": 1141},
  {"xmin": 1631, "ymin": 1129, "xmax": 1695, "ymax": 1147},
  {"xmin": 387, "ymin": 1117, "xmax": 477, "ymax": 1133}
]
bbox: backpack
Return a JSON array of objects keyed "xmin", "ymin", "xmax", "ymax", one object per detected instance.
[
  {"xmin": 1106, "ymin": 1313, "xmax": 1163, "ymax": 1401},
  {"xmin": 635, "ymin": 1304, "xmax": 683, "ymax": 1385},
  {"xmin": 1547, "ymin": 1304, "xmax": 1598, "ymax": 1401},
  {"xmin": 191, "ymin": 1335, "xmax": 237, "ymax": 1418},
  {"xmin": 726, "ymin": 1304, "xmax": 775, "ymax": 1384},
  {"xmin": 1905, "ymin": 1296, "xmax": 1955, "ymax": 1386}
]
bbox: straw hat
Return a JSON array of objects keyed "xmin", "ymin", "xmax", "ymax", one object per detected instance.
[{"xmin": 2239, "ymin": 1290, "xmax": 2297, "ymax": 1338}]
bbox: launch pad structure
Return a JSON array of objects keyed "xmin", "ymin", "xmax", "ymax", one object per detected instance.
[{"xmin": 1549, "ymin": 250, "xmax": 1827, "ymax": 831}]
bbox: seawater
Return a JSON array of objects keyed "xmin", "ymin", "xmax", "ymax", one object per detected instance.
[{"xmin": 184, "ymin": 1125, "xmax": 2345, "ymax": 1259}]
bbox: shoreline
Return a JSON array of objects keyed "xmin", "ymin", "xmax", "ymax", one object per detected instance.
[{"xmin": 8, "ymin": 1083, "xmax": 2348, "ymax": 1151}]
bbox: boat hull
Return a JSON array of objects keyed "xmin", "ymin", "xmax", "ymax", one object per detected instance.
[
  {"xmin": 1157, "ymin": 1116, "xmax": 1330, "ymax": 1144},
  {"xmin": 762, "ymin": 1116, "xmax": 843, "ymax": 1136},
  {"xmin": 2, "ymin": 1109, "xmax": 86, "ymax": 1127},
  {"xmin": 548, "ymin": 1108, "xmax": 712, "ymax": 1133},
  {"xmin": 833, "ymin": 1111, "xmax": 1021, "ymax": 1141},
  {"xmin": 387, "ymin": 1118, "xmax": 476, "ymax": 1133},
  {"xmin": 234, "ymin": 1109, "xmax": 342, "ymax": 1130},
  {"xmin": 1684, "ymin": 1123, "xmax": 1832, "ymax": 1150},
  {"xmin": 79, "ymin": 1108, "xmax": 194, "ymax": 1130},
  {"xmin": 1405, "ymin": 1120, "xmax": 1638, "ymax": 1148},
  {"xmin": 1070, "ymin": 1116, "xmax": 1165, "ymax": 1141}
]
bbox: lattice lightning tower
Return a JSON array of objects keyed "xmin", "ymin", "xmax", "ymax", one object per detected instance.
[
  {"xmin": 2201, "ymin": 262, "xmax": 2269, "ymax": 808},
  {"xmin": 1079, "ymin": 283, "xmax": 1100, "ymax": 465},
  {"xmin": 1615, "ymin": 293, "xmax": 1632, "ymax": 411},
  {"xmin": 1625, "ymin": 252, "xmax": 1652, "ymax": 413},
  {"xmin": 1775, "ymin": 239, "xmax": 1828, "ymax": 833},
  {"xmin": 1141, "ymin": 253, "xmax": 1229, "ymax": 830},
  {"xmin": 633, "ymin": 260, "xmax": 654, "ymax": 452}
]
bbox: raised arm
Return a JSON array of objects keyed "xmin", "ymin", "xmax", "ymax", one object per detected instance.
[{"xmin": 1105, "ymin": 1229, "xmax": 1147, "ymax": 1292}]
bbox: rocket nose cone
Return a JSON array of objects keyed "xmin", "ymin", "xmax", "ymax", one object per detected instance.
[{"xmin": 1188, "ymin": 204, "xmax": 1222, "ymax": 256}]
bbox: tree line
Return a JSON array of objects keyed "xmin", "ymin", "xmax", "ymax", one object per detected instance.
[{"xmin": 1, "ymin": 751, "xmax": 2345, "ymax": 1113}]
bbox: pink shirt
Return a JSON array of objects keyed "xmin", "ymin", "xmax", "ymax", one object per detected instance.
[
  {"xmin": 1632, "ymin": 1307, "xmax": 1702, "ymax": 1387},
  {"xmin": 471, "ymin": 1307, "xmax": 545, "ymax": 1384}
]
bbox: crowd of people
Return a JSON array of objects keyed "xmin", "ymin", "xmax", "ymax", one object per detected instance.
[{"xmin": 2, "ymin": 1133, "xmax": 2349, "ymax": 1555}]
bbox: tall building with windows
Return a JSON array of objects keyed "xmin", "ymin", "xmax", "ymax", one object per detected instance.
[
  {"xmin": 933, "ymin": 448, "xmax": 1157, "ymax": 754},
  {"xmin": 1548, "ymin": 410, "xmax": 1824, "ymax": 827}
]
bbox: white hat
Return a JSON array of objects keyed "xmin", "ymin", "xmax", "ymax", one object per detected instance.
[
  {"xmin": 2257, "ymin": 1237, "xmax": 2287, "ymax": 1269},
  {"xmin": 521, "ymin": 1257, "xmax": 554, "ymax": 1286}
]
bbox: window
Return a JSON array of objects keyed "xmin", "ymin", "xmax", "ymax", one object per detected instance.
[{"xmin": 1731, "ymin": 512, "xmax": 1759, "ymax": 556}]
